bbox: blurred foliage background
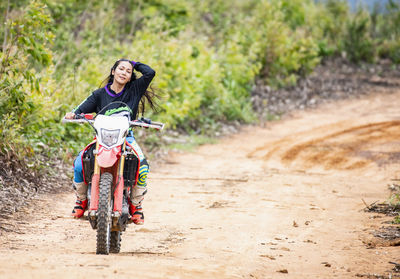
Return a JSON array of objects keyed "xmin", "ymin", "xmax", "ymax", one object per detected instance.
[{"xmin": 1, "ymin": 0, "xmax": 400, "ymax": 170}]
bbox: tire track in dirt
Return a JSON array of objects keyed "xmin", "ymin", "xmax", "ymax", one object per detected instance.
[{"xmin": 249, "ymin": 121, "xmax": 400, "ymax": 171}]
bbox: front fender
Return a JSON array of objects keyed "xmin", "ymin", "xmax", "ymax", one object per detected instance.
[{"xmin": 96, "ymin": 146, "xmax": 121, "ymax": 168}]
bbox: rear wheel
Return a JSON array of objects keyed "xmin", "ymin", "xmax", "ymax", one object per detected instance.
[
  {"xmin": 110, "ymin": 231, "xmax": 121, "ymax": 253},
  {"xmin": 96, "ymin": 172, "xmax": 113, "ymax": 255}
]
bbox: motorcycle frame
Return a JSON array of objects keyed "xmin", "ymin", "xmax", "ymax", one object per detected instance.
[{"xmin": 88, "ymin": 139, "xmax": 141, "ymax": 219}]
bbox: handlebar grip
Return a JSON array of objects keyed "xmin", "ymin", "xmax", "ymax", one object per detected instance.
[
  {"xmin": 139, "ymin": 117, "xmax": 152, "ymax": 124},
  {"xmin": 74, "ymin": 113, "xmax": 94, "ymax": 120}
]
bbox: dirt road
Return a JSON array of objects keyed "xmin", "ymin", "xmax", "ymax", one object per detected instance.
[{"xmin": 1, "ymin": 91, "xmax": 400, "ymax": 278}]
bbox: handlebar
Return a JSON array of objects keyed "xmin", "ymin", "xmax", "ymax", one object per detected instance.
[
  {"xmin": 61, "ymin": 115, "xmax": 165, "ymax": 131},
  {"xmin": 131, "ymin": 119, "xmax": 165, "ymax": 130}
]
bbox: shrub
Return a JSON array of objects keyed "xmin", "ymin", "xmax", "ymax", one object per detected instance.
[{"xmin": 2, "ymin": 0, "xmax": 400, "ymax": 167}]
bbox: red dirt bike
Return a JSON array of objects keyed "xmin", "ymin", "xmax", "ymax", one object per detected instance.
[{"xmin": 63, "ymin": 112, "xmax": 164, "ymax": 254}]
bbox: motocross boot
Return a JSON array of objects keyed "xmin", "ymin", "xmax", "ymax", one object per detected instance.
[
  {"xmin": 128, "ymin": 200, "xmax": 144, "ymax": 225},
  {"xmin": 71, "ymin": 199, "xmax": 88, "ymax": 218}
]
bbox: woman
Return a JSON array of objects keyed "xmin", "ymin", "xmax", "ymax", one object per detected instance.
[{"xmin": 65, "ymin": 59, "xmax": 157, "ymax": 225}]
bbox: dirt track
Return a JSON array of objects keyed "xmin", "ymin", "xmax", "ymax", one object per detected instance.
[{"xmin": 1, "ymin": 91, "xmax": 400, "ymax": 278}]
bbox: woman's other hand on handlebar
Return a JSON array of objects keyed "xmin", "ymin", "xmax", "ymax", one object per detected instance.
[{"xmin": 65, "ymin": 112, "xmax": 76, "ymax": 119}]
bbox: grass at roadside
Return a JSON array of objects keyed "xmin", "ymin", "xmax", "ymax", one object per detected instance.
[{"xmin": 164, "ymin": 134, "xmax": 218, "ymax": 152}]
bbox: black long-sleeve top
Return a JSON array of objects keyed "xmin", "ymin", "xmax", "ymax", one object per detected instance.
[{"xmin": 73, "ymin": 62, "xmax": 155, "ymax": 120}]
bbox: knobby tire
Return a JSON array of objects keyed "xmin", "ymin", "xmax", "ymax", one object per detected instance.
[{"xmin": 96, "ymin": 172, "xmax": 113, "ymax": 255}]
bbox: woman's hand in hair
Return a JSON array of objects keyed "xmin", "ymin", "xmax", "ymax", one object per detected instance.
[{"xmin": 65, "ymin": 112, "xmax": 76, "ymax": 119}]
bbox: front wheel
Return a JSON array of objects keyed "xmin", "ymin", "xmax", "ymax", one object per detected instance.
[{"xmin": 96, "ymin": 172, "xmax": 113, "ymax": 255}]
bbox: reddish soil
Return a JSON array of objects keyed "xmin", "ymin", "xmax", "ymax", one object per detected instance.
[{"xmin": 1, "ymin": 90, "xmax": 400, "ymax": 278}]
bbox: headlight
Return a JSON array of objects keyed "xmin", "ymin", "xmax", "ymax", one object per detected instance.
[{"xmin": 101, "ymin": 128, "xmax": 120, "ymax": 147}]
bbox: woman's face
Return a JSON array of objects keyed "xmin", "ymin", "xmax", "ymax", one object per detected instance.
[{"xmin": 112, "ymin": 61, "xmax": 133, "ymax": 85}]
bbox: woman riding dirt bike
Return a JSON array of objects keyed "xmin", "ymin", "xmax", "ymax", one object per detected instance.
[
  {"xmin": 63, "ymin": 111, "xmax": 163, "ymax": 254},
  {"xmin": 65, "ymin": 59, "xmax": 159, "ymax": 226}
]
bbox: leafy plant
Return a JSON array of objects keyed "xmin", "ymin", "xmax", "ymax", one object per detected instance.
[
  {"xmin": 1, "ymin": 0, "xmax": 400, "ymax": 171},
  {"xmin": 0, "ymin": 0, "xmax": 53, "ymax": 159},
  {"xmin": 343, "ymin": 9, "xmax": 375, "ymax": 63}
]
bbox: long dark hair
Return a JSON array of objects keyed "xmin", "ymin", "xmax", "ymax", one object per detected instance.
[{"xmin": 100, "ymin": 58, "xmax": 160, "ymax": 117}]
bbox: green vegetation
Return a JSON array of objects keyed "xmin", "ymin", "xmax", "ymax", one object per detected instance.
[
  {"xmin": 1, "ymin": 0, "xmax": 400, "ymax": 169},
  {"xmin": 388, "ymin": 191, "xmax": 400, "ymax": 224}
]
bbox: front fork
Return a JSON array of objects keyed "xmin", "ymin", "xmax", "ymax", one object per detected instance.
[{"xmin": 88, "ymin": 141, "xmax": 127, "ymax": 226}]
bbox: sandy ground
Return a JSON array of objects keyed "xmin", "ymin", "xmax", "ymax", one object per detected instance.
[{"xmin": 1, "ymin": 91, "xmax": 400, "ymax": 279}]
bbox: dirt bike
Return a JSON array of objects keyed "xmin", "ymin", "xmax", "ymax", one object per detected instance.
[{"xmin": 62, "ymin": 112, "xmax": 164, "ymax": 255}]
